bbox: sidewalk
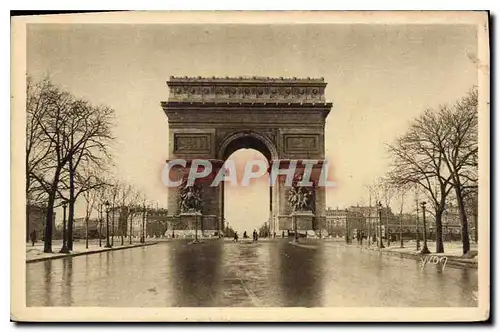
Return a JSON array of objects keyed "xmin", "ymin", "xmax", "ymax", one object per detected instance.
[
  {"xmin": 356, "ymin": 240, "xmax": 478, "ymax": 268},
  {"xmin": 26, "ymin": 238, "xmax": 158, "ymax": 263}
]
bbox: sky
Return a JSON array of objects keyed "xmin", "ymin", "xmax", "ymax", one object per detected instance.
[{"xmin": 27, "ymin": 23, "xmax": 478, "ymax": 232}]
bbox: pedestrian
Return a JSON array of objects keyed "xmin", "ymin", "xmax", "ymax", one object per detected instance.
[
  {"xmin": 233, "ymin": 232, "xmax": 238, "ymax": 242},
  {"xmin": 282, "ymin": 230, "xmax": 285, "ymax": 238},
  {"xmin": 360, "ymin": 231, "xmax": 364, "ymax": 245},
  {"xmin": 30, "ymin": 229, "xmax": 37, "ymax": 246}
]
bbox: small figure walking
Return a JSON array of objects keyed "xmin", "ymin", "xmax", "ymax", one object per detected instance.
[
  {"xmin": 233, "ymin": 232, "xmax": 239, "ymax": 242},
  {"xmin": 30, "ymin": 229, "xmax": 37, "ymax": 246}
]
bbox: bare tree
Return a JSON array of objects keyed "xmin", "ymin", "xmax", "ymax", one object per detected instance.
[
  {"xmin": 393, "ymin": 183, "xmax": 409, "ymax": 248},
  {"xmin": 388, "ymin": 109, "xmax": 454, "ymax": 253},
  {"xmin": 82, "ymin": 175, "xmax": 107, "ymax": 249},
  {"xmin": 27, "ymin": 76, "xmax": 116, "ymax": 253},
  {"xmin": 463, "ymin": 187, "xmax": 478, "ymax": 244},
  {"xmin": 376, "ymin": 177, "xmax": 394, "ymax": 246},
  {"xmin": 29, "ymin": 80, "xmax": 78, "ymax": 253},
  {"xmin": 127, "ymin": 188, "xmax": 142, "ymax": 245},
  {"xmin": 440, "ymin": 89, "xmax": 478, "ymax": 254},
  {"xmin": 26, "ymin": 77, "xmax": 54, "ymax": 241},
  {"xmin": 109, "ymin": 179, "xmax": 121, "ymax": 246},
  {"xmin": 62, "ymin": 100, "xmax": 114, "ymax": 250},
  {"xmin": 364, "ymin": 183, "xmax": 379, "ymax": 244},
  {"xmin": 116, "ymin": 182, "xmax": 133, "ymax": 245}
]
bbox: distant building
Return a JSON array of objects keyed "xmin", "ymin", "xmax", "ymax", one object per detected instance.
[
  {"xmin": 146, "ymin": 208, "xmax": 168, "ymax": 237},
  {"xmin": 325, "ymin": 207, "xmax": 365, "ymax": 237},
  {"xmin": 101, "ymin": 206, "xmax": 169, "ymax": 238},
  {"xmin": 72, "ymin": 217, "xmax": 100, "ymax": 239},
  {"xmin": 429, "ymin": 202, "xmax": 475, "ymax": 241}
]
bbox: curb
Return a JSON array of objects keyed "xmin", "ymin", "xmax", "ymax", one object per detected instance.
[
  {"xmin": 360, "ymin": 245, "xmax": 478, "ymax": 269},
  {"xmin": 26, "ymin": 242, "xmax": 159, "ymax": 264}
]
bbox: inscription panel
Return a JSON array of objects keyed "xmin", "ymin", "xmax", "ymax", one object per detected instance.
[
  {"xmin": 174, "ymin": 133, "xmax": 211, "ymax": 154},
  {"xmin": 284, "ymin": 134, "xmax": 320, "ymax": 153}
]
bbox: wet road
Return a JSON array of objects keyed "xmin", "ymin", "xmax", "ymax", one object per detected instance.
[{"xmin": 26, "ymin": 240, "xmax": 478, "ymax": 307}]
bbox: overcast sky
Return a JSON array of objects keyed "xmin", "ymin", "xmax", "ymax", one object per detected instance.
[{"xmin": 27, "ymin": 23, "xmax": 478, "ymax": 232}]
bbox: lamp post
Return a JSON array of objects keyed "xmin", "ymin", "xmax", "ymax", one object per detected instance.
[
  {"xmin": 59, "ymin": 200, "xmax": 70, "ymax": 253},
  {"xmin": 111, "ymin": 202, "xmax": 115, "ymax": 246},
  {"xmin": 385, "ymin": 204, "xmax": 390, "ymax": 247},
  {"xmin": 104, "ymin": 200, "xmax": 111, "ymax": 248},
  {"xmin": 345, "ymin": 209, "xmax": 350, "ymax": 244},
  {"xmin": 141, "ymin": 202, "xmax": 146, "ymax": 244},
  {"xmin": 415, "ymin": 199, "xmax": 420, "ymax": 251},
  {"xmin": 98, "ymin": 204, "xmax": 102, "ymax": 247},
  {"xmin": 293, "ymin": 214, "xmax": 299, "ymax": 243},
  {"xmin": 367, "ymin": 209, "xmax": 371, "ymax": 246},
  {"xmin": 399, "ymin": 215, "xmax": 404, "ymax": 248},
  {"xmin": 420, "ymin": 201, "xmax": 430, "ymax": 254},
  {"xmin": 444, "ymin": 210, "xmax": 449, "ymax": 242},
  {"xmin": 193, "ymin": 213, "xmax": 200, "ymax": 243},
  {"xmin": 378, "ymin": 201, "xmax": 385, "ymax": 249}
]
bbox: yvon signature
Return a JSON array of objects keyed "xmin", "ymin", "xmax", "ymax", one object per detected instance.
[{"xmin": 420, "ymin": 255, "xmax": 448, "ymax": 271}]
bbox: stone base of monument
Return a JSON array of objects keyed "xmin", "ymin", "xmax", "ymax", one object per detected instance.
[
  {"xmin": 291, "ymin": 211, "xmax": 314, "ymax": 242},
  {"xmin": 180, "ymin": 212, "xmax": 203, "ymax": 244}
]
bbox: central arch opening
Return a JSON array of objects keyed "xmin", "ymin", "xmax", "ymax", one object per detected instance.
[
  {"xmin": 219, "ymin": 133, "xmax": 276, "ymax": 238},
  {"xmin": 224, "ymin": 148, "xmax": 270, "ymax": 236}
]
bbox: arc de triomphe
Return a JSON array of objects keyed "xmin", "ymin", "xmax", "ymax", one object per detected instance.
[{"xmin": 161, "ymin": 76, "xmax": 332, "ymax": 236}]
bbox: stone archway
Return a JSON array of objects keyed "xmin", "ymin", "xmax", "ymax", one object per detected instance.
[
  {"xmin": 162, "ymin": 76, "xmax": 332, "ymax": 237},
  {"xmin": 217, "ymin": 130, "xmax": 278, "ymax": 237}
]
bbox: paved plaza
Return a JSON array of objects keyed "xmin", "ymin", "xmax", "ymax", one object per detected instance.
[{"xmin": 26, "ymin": 240, "xmax": 478, "ymax": 307}]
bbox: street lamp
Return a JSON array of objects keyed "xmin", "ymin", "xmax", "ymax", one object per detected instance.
[
  {"xmin": 345, "ymin": 209, "xmax": 350, "ymax": 244},
  {"xmin": 385, "ymin": 204, "xmax": 390, "ymax": 247},
  {"xmin": 59, "ymin": 200, "xmax": 70, "ymax": 253},
  {"xmin": 415, "ymin": 202, "xmax": 420, "ymax": 251},
  {"xmin": 420, "ymin": 201, "xmax": 431, "ymax": 254},
  {"xmin": 141, "ymin": 202, "xmax": 146, "ymax": 244},
  {"xmin": 399, "ymin": 214, "xmax": 404, "ymax": 248},
  {"xmin": 104, "ymin": 200, "xmax": 111, "ymax": 248},
  {"xmin": 98, "ymin": 204, "xmax": 103, "ymax": 247},
  {"xmin": 367, "ymin": 208, "xmax": 371, "ymax": 246},
  {"xmin": 378, "ymin": 201, "xmax": 385, "ymax": 249}
]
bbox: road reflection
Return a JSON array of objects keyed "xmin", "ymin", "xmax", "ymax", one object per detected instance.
[{"xmin": 26, "ymin": 240, "xmax": 478, "ymax": 307}]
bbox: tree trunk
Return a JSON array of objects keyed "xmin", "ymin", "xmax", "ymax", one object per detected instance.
[
  {"xmin": 85, "ymin": 216, "xmax": 89, "ymax": 249},
  {"xmin": 67, "ymin": 199, "xmax": 75, "ymax": 250},
  {"xmin": 129, "ymin": 213, "xmax": 133, "ymax": 244},
  {"xmin": 435, "ymin": 206, "xmax": 445, "ymax": 253},
  {"xmin": 121, "ymin": 210, "xmax": 125, "ymax": 246},
  {"xmin": 43, "ymin": 191, "xmax": 57, "ymax": 253},
  {"xmin": 455, "ymin": 187, "xmax": 470, "ymax": 254},
  {"xmin": 67, "ymin": 162, "xmax": 75, "ymax": 250},
  {"xmin": 111, "ymin": 203, "xmax": 115, "ymax": 246},
  {"xmin": 474, "ymin": 208, "xmax": 478, "ymax": 243}
]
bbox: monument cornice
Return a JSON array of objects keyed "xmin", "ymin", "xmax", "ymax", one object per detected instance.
[
  {"xmin": 161, "ymin": 101, "xmax": 333, "ymax": 109},
  {"xmin": 165, "ymin": 76, "xmax": 331, "ymax": 104},
  {"xmin": 167, "ymin": 76, "xmax": 327, "ymax": 86}
]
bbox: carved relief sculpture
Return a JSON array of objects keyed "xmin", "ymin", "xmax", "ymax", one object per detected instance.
[
  {"xmin": 288, "ymin": 173, "xmax": 314, "ymax": 213},
  {"xmin": 179, "ymin": 178, "xmax": 203, "ymax": 213}
]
